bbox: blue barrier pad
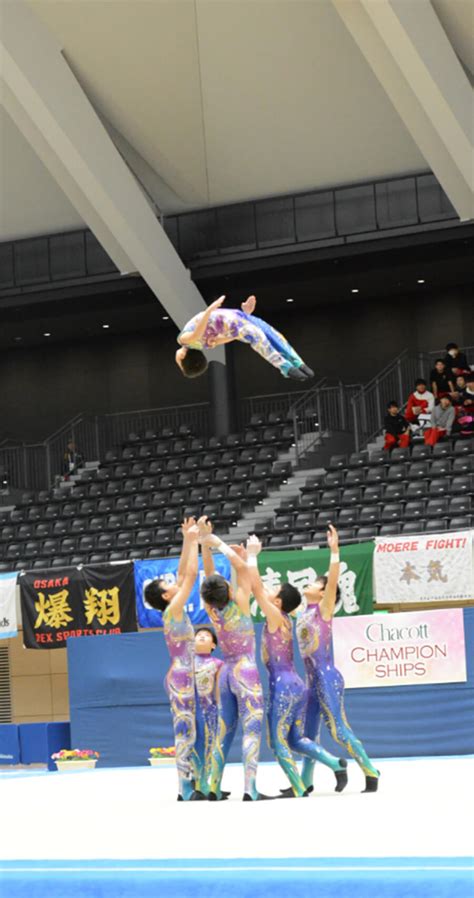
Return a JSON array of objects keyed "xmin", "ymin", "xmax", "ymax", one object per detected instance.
[
  {"xmin": 19, "ymin": 723, "xmax": 71, "ymax": 770},
  {"xmin": 67, "ymin": 610, "xmax": 474, "ymax": 767},
  {"xmin": 0, "ymin": 724, "xmax": 20, "ymax": 765}
]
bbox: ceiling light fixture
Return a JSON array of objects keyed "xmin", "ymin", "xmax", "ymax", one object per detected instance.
[
  {"xmin": 351, "ymin": 288, "xmax": 359, "ymax": 294},
  {"xmin": 43, "ymin": 333, "xmax": 51, "ymax": 337},
  {"xmin": 417, "ymin": 279, "xmax": 425, "ymax": 284},
  {"xmin": 286, "ymin": 297, "xmax": 294, "ymax": 303},
  {"xmin": 102, "ymin": 324, "xmax": 110, "ymax": 329},
  {"xmin": 162, "ymin": 316, "xmax": 169, "ymax": 320}
]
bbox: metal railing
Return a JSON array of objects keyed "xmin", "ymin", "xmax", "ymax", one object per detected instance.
[
  {"xmin": 290, "ymin": 382, "xmax": 362, "ymax": 463},
  {"xmin": 238, "ymin": 380, "xmax": 326, "ymax": 428},
  {"xmin": 98, "ymin": 403, "xmax": 211, "ymax": 454},
  {"xmin": 0, "ymin": 403, "xmax": 211, "ymax": 492},
  {"xmin": 350, "ymin": 350, "xmax": 433, "ymax": 451}
]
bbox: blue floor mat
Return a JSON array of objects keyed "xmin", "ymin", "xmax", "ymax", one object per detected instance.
[{"xmin": 1, "ymin": 857, "xmax": 472, "ymax": 898}]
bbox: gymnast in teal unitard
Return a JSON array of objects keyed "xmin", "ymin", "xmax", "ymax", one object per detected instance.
[
  {"xmin": 296, "ymin": 525, "xmax": 380, "ymax": 793},
  {"xmin": 245, "ymin": 536, "xmax": 348, "ymax": 798}
]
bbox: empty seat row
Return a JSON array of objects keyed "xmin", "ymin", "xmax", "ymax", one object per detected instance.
[
  {"xmin": 0, "ymin": 501, "xmax": 245, "ymax": 543},
  {"xmin": 330, "ymin": 440, "xmax": 473, "ymax": 470},
  {"xmin": 319, "ymin": 458, "xmax": 474, "ymax": 489},
  {"xmin": 258, "ymin": 516, "xmax": 472, "ymax": 548}
]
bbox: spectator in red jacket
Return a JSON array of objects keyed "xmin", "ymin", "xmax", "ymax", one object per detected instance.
[
  {"xmin": 405, "ymin": 380, "xmax": 435, "ymax": 431},
  {"xmin": 383, "ymin": 401, "xmax": 410, "ymax": 451}
]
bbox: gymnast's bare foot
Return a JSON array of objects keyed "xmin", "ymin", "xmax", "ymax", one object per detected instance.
[{"xmin": 241, "ymin": 295, "xmax": 256, "ymax": 315}]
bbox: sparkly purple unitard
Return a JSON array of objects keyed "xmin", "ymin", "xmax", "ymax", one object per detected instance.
[
  {"xmin": 262, "ymin": 615, "xmax": 343, "ymax": 796},
  {"xmin": 296, "ymin": 602, "xmax": 379, "ymax": 785},
  {"xmin": 163, "ymin": 606, "xmax": 199, "ymax": 797},
  {"xmin": 206, "ymin": 601, "xmax": 264, "ymax": 799},
  {"xmin": 178, "ymin": 309, "xmax": 305, "ymax": 378},
  {"xmin": 194, "ymin": 655, "xmax": 224, "ymax": 790}
]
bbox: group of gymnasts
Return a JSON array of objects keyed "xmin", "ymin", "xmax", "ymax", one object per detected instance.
[{"xmin": 144, "ymin": 518, "xmax": 380, "ymax": 802}]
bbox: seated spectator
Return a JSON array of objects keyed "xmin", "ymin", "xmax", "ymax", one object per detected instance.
[
  {"xmin": 63, "ymin": 439, "xmax": 84, "ymax": 480},
  {"xmin": 451, "ymin": 375, "xmax": 467, "ymax": 406},
  {"xmin": 424, "ymin": 396, "xmax": 455, "ymax": 446},
  {"xmin": 405, "ymin": 379, "xmax": 435, "ymax": 431},
  {"xmin": 430, "ymin": 359, "xmax": 454, "ymax": 399},
  {"xmin": 444, "ymin": 343, "xmax": 471, "ymax": 379},
  {"xmin": 383, "ymin": 401, "xmax": 410, "ymax": 451},
  {"xmin": 453, "ymin": 376, "xmax": 474, "ymax": 438}
]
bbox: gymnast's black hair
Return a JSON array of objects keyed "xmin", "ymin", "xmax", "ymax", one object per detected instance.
[
  {"xmin": 144, "ymin": 578, "xmax": 168, "ymax": 612},
  {"xmin": 179, "ymin": 348, "xmax": 208, "ymax": 378},
  {"xmin": 201, "ymin": 574, "xmax": 230, "ymax": 609},
  {"xmin": 277, "ymin": 583, "xmax": 302, "ymax": 614}
]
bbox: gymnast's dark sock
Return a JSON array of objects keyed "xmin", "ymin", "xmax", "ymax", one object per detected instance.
[
  {"xmin": 335, "ymin": 759, "xmax": 348, "ymax": 793},
  {"xmin": 362, "ymin": 775, "xmax": 379, "ymax": 793},
  {"xmin": 208, "ymin": 791, "xmax": 228, "ymax": 801},
  {"xmin": 242, "ymin": 792, "xmax": 275, "ymax": 801},
  {"xmin": 287, "ymin": 366, "xmax": 308, "ymax": 381},
  {"xmin": 190, "ymin": 790, "xmax": 207, "ymax": 801},
  {"xmin": 300, "ymin": 363, "xmax": 315, "ymax": 378}
]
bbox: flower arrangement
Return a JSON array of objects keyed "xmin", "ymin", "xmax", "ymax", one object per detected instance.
[
  {"xmin": 149, "ymin": 746, "xmax": 175, "ymax": 758},
  {"xmin": 51, "ymin": 749, "xmax": 100, "ymax": 762}
]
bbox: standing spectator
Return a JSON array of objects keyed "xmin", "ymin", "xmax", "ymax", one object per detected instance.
[
  {"xmin": 383, "ymin": 401, "xmax": 410, "ymax": 451},
  {"xmin": 444, "ymin": 343, "xmax": 471, "ymax": 379},
  {"xmin": 405, "ymin": 379, "xmax": 435, "ymax": 431},
  {"xmin": 430, "ymin": 359, "xmax": 454, "ymax": 400},
  {"xmin": 63, "ymin": 439, "xmax": 84, "ymax": 480},
  {"xmin": 424, "ymin": 396, "xmax": 455, "ymax": 446}
]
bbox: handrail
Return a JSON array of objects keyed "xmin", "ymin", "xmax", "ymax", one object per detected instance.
[{"xmin": 350, "ymin": 350, "xmax": 433, "ymax": 451}]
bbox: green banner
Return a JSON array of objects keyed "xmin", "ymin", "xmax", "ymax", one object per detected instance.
[{"xmin": 250, "ymin": 542, "xmax": 374, "ymax": 621}]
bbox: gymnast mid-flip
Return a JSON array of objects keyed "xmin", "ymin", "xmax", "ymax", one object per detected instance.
[{"xmin": 175, "ymin": 294, "xmax": 314, "ymax": 381}]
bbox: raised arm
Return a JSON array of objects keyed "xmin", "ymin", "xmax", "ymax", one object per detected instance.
[
  {"xmin": 176, "ymin": 517, "xmax": 197, "ymax": 587},
  {"xmin": 245, "ymin": 536, "xmax": 282, "ymax": 632},
  {"xmin": 178, "ymin": 296, "xmax": 225, "ymax": 345},
  {"xmin": 198, "ymin": 516, "xmax": 216, "ymax": 578},
  {"xmin": 168, "ymin": 526, "xmax": 200, "ymax": 621},
  {"xmin": 320, "ymin": 524, "xmax": 340, "ymax": 621},
  {"xmin": 202, "ymin": 531, "xmax": 252, "ymax": 614}
]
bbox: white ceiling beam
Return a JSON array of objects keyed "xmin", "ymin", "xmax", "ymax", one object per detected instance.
[
  {"xmin": 0, "ymin": 0, "xmax": 209, "ymax": 332},
  {"xmin": 332, "ymin": 0, "xmax": 474, "ymax": 220}
]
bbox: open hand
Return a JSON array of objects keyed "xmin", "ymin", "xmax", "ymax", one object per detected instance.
[
  {"xmin": 197, "ymin": 516, "xmax": 213, "ymax": 541},
  {"xmin": 185, "ymin": 524, "xmax": 200, "ymax": 543},
  {"xmin": 181, "ymin": 517, "xmax": 197, "ymax": 535},
  {"xmin": 246, "ymin": 534, "xmax": 262, "ymax": 556}
]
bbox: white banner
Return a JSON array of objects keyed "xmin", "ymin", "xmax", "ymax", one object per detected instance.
[
  {"xmin": 333, "ymin": 608, "xmax": 467, "ymax": 688},
  {"xmin": 0, "ymin": 572, "xmax": 18, "ymax": 639},
  {"xmin": 374, "ymin": 530, "xmax": 474, "ymax": 604}
]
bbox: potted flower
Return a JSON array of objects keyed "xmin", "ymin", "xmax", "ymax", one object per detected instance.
[
  {"xmin": 148, "ymin": 746, "xmax": 176, "ymax": 767},
  {"xmin": 52, "ymin": 749, "xmax": 100, "ymax": 772}
]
